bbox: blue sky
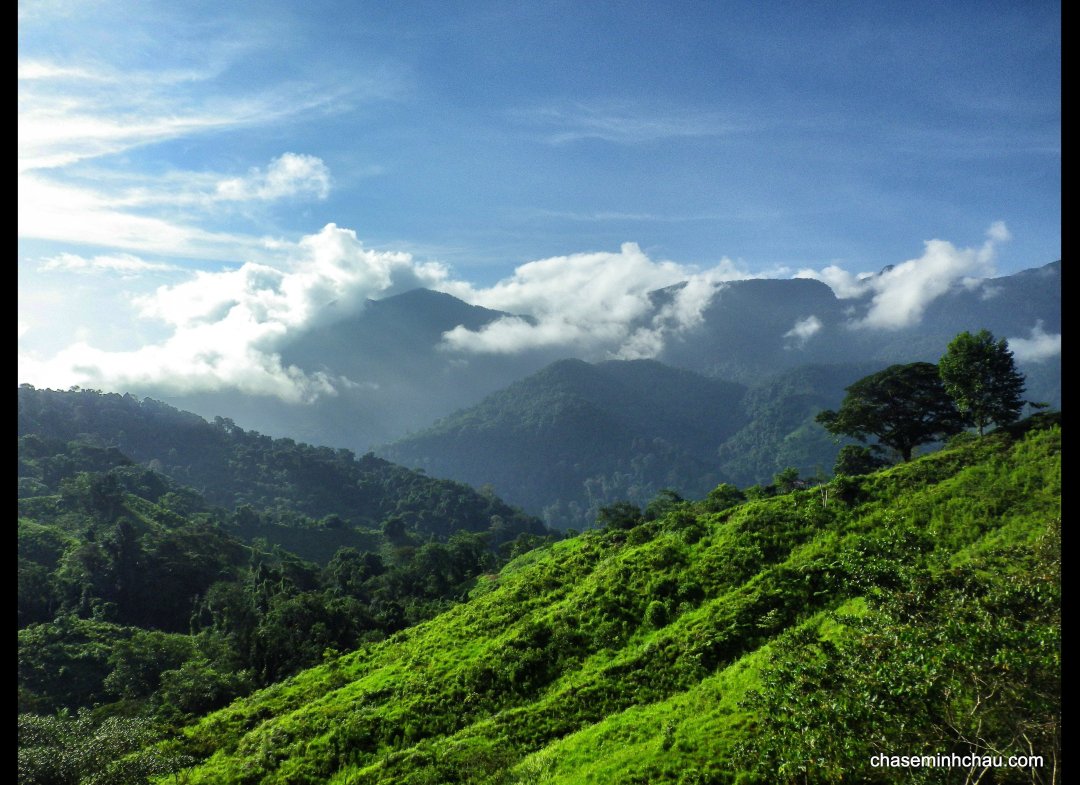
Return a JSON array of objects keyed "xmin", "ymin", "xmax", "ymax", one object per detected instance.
[{"xmin": 18, "ymin": 0, "xmax": 1060, "ymax": 396}]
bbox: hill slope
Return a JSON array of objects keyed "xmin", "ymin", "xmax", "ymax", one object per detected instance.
[
  {"xmin": 142, "ymin": 416, "xmax": 1059, "ymax": 784},
  {"xmin": 378, "ymin": 359, "xmax": 748, "ymax": 528},
  {"xmin": 18, "ymin": 386, "xmax": 547, "ymax": 549}
]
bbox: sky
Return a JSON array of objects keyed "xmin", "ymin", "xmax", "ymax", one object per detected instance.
[{"xmin": 18, "ymin": 0, "xmax": 1060, "ymax": 399}]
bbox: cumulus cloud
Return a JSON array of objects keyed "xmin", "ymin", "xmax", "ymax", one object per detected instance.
[
  {"xmin": 439, "ymin": 243, "xmax": 748, "ymax": 357},
  {"xmin": 215, "ymin": 153, "xmax": 331, "ymax": 201},
  {"xmin": 39, "ymin": 252, "xmax": 180, "ymax": 275},
  {"xmin": 21, "ymin": 222, "xmax": 1030, "ymax": 404},
  {"xmin": 22, "ymin": 223, "xmax": 451, "ymax": 401},
  {"xmin": 794, "ymin": 265, "xmax": 876, "ymax": 299},
  {"xmin": 1008, "ymin": 321, "xmax": 1061, "ymax": 363},
  {"xmin": 783, "ymin": 315, "xmax": 823, "ymax": 348},
  {"xmin": 796, "ymin": 223, "xmax": 1009, "ymax": 330}
]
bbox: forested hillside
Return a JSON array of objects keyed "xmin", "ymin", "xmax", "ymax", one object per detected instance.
[
  {"xmin": 19, "ymin": 420, "xmax": 561, "ymax": 777},
  {"xmin": 52, "ymin": 414, "xmax": 1058, "ymax": 785},
  {"xmin": 379, "ymin": 359, "xmax": 885, "ymax": 528},
  {"xmin": 378, "ymin": 359, "xmax": 748, "ymax": 529},
  {"xmin": 715, "ymin": 362, "xmax": 886, "ymax": 486},
  {"xmin": 18, "ymin": 387, "xmax": 562, "ymax": 782},
  {"xmin": 18, "ymin": 386, "xmax": 547, "ymax": 550}
]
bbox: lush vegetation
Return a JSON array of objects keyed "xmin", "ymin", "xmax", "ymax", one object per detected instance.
[
  {"xmin": 18, "ymin": 386, "xmax": 546, "ymax": 548},
  {"xmin": 42, "ymin": 414, "xmax": 1055, "ymax": 785},
  {"xmin": 816, "ymin": 362, "xmax": 967, "ymax": 462},
  {"xmin": 939, "ymin": 329, "xmax": 1028, "ymax": 435},
  {"xmin": 18, "ymin": 391, "xmax": 561, "ymax": 784}
]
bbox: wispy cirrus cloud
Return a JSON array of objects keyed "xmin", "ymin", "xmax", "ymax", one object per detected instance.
[
  {"xmin": 18, "ymin": 48, "xmax": 352, "ymax": 264},
  {"xmin": 38, "ymin": 252, "xmax": 181, "ymax": 276},
  {"xmin": 19, "ymin": 60, "xmax": 339, "ymax": 259},
  {"xmin": 18, "ymin": 172, "xmax": 273, "ymax": 261},
  {"xmin": 18, "ymin": 61, "xmax": 286, "ymax": 172},
  {"xmin": 515, "ymin": 100, "xmax": 746, "ymax": 145}
]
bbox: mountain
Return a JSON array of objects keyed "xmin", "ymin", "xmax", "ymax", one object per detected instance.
[
  {"xmin": 96, "ymin": 415, "xmax": 1059, "ymax": 785},
  {"xmin": 159, "ymin": 288, "xmax": 566, "ymax": 451},
  {"xmin": 658, "ymin": 261, "xmax": 1061, "ymax": 388},
  {"xmin": 377, "ymin": 359, "xmax": 748, "ymax": 529},
  {"xmin": 137, "ymin": 262, "xmax": 1061, "ymax": 457},
  {"xmin": 714, "ymin": 362, "xmax": 888, "ymax": 487},
  {"xmin": 656, "ymin": 277, "xmax": 849, "ymax": 381},
  {"xmin": 379, "ymin": 344, "xmax": 1055, "ymax": 529}
]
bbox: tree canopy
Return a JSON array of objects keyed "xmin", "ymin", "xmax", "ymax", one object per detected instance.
[
  {"xmin": 939, "ymin": 329, "xmax": 1026, "ymax": 436},
  {"xmin": 815, "ymin": 362, "xmax": 966, "ymax": 462}
]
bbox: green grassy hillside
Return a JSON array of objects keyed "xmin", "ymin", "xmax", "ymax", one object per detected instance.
[{"xmin": 128, "ymin": 416, "xmax": 1058, "ymax": 784}]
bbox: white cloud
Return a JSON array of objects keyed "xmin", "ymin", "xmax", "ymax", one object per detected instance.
[
  {"xmin": 21, "ymin": 224, "xmax": 451, "ymax": 401},
  {"xmin": 439, "ymin": 243, "xmax": 748, "ymax": 357},
  {"xmin": 783, "ymin": 315, "xmax": 823, "ymax": 348},
  {"xmin": 215, "ymin": 153, "xmax": 331, "ymax": 202},
  {"xmin": 20, "ymin": 223, "xmax": 1032, "ymax": 403},
  {"xmin": 18, "ymin": 61, "xmax": 104, "ymax": 81},
  {"xmin": 39, "ymin": 252, "xmax": 180, "ymax": 275},
  {"xmin": 1008, "ymin": 321, "xmax": 1061, "ymax": 363},
  {"xmin": 19, "ymin": 173, "xmax": 269, "ymax": 261},
  {"xmin": 797, "ymin": 223, "xmax": 1009, "ymax": 330},
  {"xmin": 518, "ymin": 100, "xmax": 746, "ymax": 145},
  {"xmin": 19, "ymin": 340, "xmax": 339, "ymax": 403},
  {"xmin": 986, "ymin": 220, "xmax": 1012, "ymax": 243},
  {"xmin": 21, "ymin": 234, "xmax": 754, "ymax": 400},
  {"xmin": 793, "ymin": 264, "xmax": 874, "ymax": 299}
]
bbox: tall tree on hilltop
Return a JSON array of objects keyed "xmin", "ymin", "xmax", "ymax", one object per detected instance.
[
  {"xmin": 816, "ymin": 362, "xmax": 966, "ymax": 462},
  {"xmin": 938, "ymin": 329, "xmax": 1027, "ymax": 436}
]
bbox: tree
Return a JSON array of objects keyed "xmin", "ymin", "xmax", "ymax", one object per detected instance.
[
  {"xmin": 773, "ymin": 467, "xmax": 800, "ymax": 494},
  {"xmin": 939, "ymin": 329, "xmax": 1026, "ymax": 436},
  {"xmin": 704, "ymin": 483, "xmax": 746, "ymax": 513},
  {"xmin": 644, "ymin": 488, "xmax": 684, "ymax": 521},
  {"xmin": 833, "ymin": 445, "xmax": 887, "ymax": 476},
  {"xmin": 596, "ymin": 501, "xmax": 643, "ymax": 531},
  {"xmin": 815, "ymin": 362, "xmax": 966, "ymax": 462}
]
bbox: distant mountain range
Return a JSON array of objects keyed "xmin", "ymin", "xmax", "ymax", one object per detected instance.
[
  {"xmin": 114, "ymin": 260, "xmax": 1059, "ymax": 527},
  {"xmin": 656, "ymin": 260, "xmax": 1061, "ymax": 382}
]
